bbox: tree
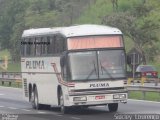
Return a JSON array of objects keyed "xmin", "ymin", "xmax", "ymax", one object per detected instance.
[
  {"xmin": 55, "ymin": 0, "xmax": 91, "ymax": 25},
  {"xmin": 30, "ymin": 0, "xmax": 49, "ymax": 14},
  {"xmin": 111, "ymin": 0, "xmax": 118, "ymax": 11},
  {"xmin": 102, "ymin": 1, "xmax": 160, "ymax": 63},
  {"xmin": 0, "ymin": 0, "xmax": 29, "ymax": 61}
]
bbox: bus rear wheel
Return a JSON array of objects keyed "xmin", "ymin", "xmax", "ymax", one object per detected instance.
[
  {"xmin": 31, "ymin": 87, "xmax": 42, "ymax": 110},
  {"xmin": 59, "ymin": 90, "xmax": 68, "ymax": 114},
  {"xmin": 108, "ymin": 103, "xmax": 118, "ymax": 112}
]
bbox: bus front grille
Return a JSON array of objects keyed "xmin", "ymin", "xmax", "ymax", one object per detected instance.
[{"xmin": 69, "ymin": 87, "xmax": 127, "ymax": 96}]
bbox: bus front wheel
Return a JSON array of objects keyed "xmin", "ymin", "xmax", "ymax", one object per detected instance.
[
  {"xmin": 59, "ymin": 90, "xmax": 68, "ymax": 114},
  {"xmin": 108, "ymin": 103, "xmax": 118, "ymax": 112}
]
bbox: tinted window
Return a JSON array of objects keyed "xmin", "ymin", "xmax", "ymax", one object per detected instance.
[
  {"xmin": 30, "ymin": 38, "xmax": 35, "ymax": 56},
  {"xmin": 138, "ymin": 66, "xmax": 156, "ymax": 72},
  {"xmin": 98, "ymin": 50, "xmax": 126, "ymax": 79},
  {"xmin": 21, "ymin": 34, "xmax": 66, "ymax": 56},
  {"xmin": 68, "ymin": 50, "xmax": 126, "ymax": 81},
  {"xmin": 35, "ymin": 37, "xmax": 41, "ymax": 56},
  {"xmin": 69, "ymin": 51, "xmax": 98, "ymax": 80}
]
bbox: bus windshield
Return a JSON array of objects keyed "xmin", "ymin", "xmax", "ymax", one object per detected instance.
[{"xmin": 68, "ymin": 50, "xmax": 126, "ymax": 81}]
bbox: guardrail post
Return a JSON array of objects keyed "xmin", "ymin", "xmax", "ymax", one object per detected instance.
[
  {"xmin": 155, "ymin": 78, "xmax": 158, "ymax": 86},
  {"xmin": 2, "ymin": 81, "xmax": 4, "ymax": 86},
  {"xmin": 141, "ymin": 77, "xmax": 145, "ymax": 86},
  {"xmin": 127, "ymin": 78, "xmax": 132, "ymax": 85},
  {"xmin": 142, "ymin": 91, "xmax": 146, "ymax": 100},
  {"xmin": 9, "ymin": 82, "xmax": 11, "ymax": 86}
]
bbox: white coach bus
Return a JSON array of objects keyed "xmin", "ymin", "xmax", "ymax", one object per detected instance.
[{"xmin": 21, "ymin": 24, "xmax": 127, "ymax": 113}]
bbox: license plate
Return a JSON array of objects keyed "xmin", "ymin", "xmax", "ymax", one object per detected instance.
[{"xmin": 95, "ymin": 95, "xmax": 105, "ymax": 100}]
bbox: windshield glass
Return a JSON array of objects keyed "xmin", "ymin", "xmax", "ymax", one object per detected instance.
[
  {"xmin": 68, "ymin": 51, "xmax": 98, "ymax": 80},
  {"xmin": 137, "ymin": 66, "xmax": 156, "ymax": 72},
  {"xmin": 68, "ymin": 50, "xmax": 126, "ymax": 81},
  {"xmin": 98, "ymin": 50, "xmax": 126, "ymax": 79}
]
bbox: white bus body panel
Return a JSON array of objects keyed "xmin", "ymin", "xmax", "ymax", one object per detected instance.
[
  {"xmin": 64, "ymin": 80, "xmax": 127, "ymax": 106},
  {"xmin": 21, "ymin": 57, "xmax": 61, "ymax": 106},
  {"xmin": 22, "ymin": 24, "xmax": 122, "ymax": 38},
  {"xmin": 73, "ymin": 80, "xmax": 123, "ymax": 89},
  {"xmin": 21, "ymin": 56, "xmax": 127, "ymax": 107}
]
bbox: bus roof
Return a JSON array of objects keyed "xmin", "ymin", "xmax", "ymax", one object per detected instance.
[{"xmin": 22, "ymin": 24, "xmax": 122, "ymax": 38}]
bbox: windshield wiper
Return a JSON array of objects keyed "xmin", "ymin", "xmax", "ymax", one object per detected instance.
[
  {"xmin": 100, "ymin": 61, "xmax": 115, "ymax": 79},
  {"xmin": 86, "ymin": 61, "xmax": 97, "ymax": 80}
]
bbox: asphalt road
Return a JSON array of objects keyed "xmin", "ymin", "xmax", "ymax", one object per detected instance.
[{"xmin": 0, "ymin": 86, "xmax": 160, "ymax": 120}]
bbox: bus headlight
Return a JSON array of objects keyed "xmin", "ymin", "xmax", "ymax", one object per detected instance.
[
  {"xmin": 73, "ymin": 97, "xmax": 87, "ymax": 101},
  {"xmin": 113, "ymin": 94, "xmax": 126, "ymax": 99}
]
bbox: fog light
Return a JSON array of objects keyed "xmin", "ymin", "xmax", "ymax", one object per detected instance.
[
  {"xmin": 113, "ymin": 94, "xmax": 126, "ymax": 99},
  {"xmin": 113, "ymin": 94, "xmax": 120, "ymax": 99},
  {"xmin": 73, "ymin": 97, "xmax": 87, "ymax": 101},
  {"xmin": 119, "ymin": 94, "xmax": 126, "ymax": 99}
]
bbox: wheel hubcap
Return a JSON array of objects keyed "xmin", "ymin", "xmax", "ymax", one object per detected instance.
[
  {"xmin": 60, "ymin": 95, "xmax": 64, "ymax": 112},
  {"xmin": 35, "ymin": 94, "xmax": 38, "ymax": 108}
]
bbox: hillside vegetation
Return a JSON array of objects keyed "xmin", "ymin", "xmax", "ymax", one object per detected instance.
[{"xmin": 0, "ymin": 0, "xmax": 160, "ymax": 64}]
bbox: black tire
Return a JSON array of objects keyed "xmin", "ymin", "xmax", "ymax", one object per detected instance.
[
  {"xmin": 31, "ymin": 89, "xmax": 36, "ymax": 109},
  {"xmin": 108, "ymin": 103, "xmax": 118, "ymax": 112},
  {"xmin": 31, "ymin": 87, "xmax": 43, "ymax": 110},
  {"xmin": 59, "ymin": 90, "xmax": 68, "ymax": 114},
  {"xmin": 81, "ymin": 106, "xmax": 89, "ymax": 109}
]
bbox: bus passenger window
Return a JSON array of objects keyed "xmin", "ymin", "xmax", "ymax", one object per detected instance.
[
  {"xmin": 41, "ymin": 37, "xmax": 48, "ymax": 55},
  {"xmin": 30, "ymin": 38, "xmax": 35, "ymax": 56},
  {"xmin": 46, "ymin": 36, "xmax": 52, "ymax": 54},
  {"xmin": 26, "ymin": 38, "xmax": 31, "ymax": 56},
  {"xmin": 23, "ymin": 39, "xmax": 28, "ymax": 56},
  {"xmin": 49, "ymin": 36, "xmax": 55, "ymax": 54},
  {"xmin": 35, "ymin": 37, "xmax": 41, "ymax": 56}
]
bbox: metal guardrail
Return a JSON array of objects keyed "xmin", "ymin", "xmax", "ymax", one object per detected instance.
[
  {"xmin": 0, "ymin": 72, "xmax": 22, "ymax": 87},
  {"xmin": 127, "ymin": 85, "xmax": 160, "ymax": 100},
  {"xmin": 0, "ymin": 72, "xmax": 160, "ymax": 94},
  {"xmin": 127, "ymin": 77, "xmax": 159, "ymax": 86},
  {"xmin": 127, "ymin": 85, "xmax": 160, "ymax": 92}
]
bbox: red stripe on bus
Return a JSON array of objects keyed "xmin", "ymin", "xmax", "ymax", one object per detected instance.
[
  {"xmin": 67, "ymin": 82, "xmax": 75, "ymax": 87},
  {"xmin": 50, "ymin": 63, "xmax": 68, "ymax": 86}
]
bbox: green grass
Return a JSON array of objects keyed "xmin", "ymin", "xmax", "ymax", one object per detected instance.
[
  {"xmin": 0, "ymin": 62, "xmax": 21, "ymax": 72},
  {"xmin": 7, "ymin": 62, "xmax": 21, "ymax": 72},
  {"xmin": 129, "ymin": 91, "xmax": 160, "ymax": 102}
]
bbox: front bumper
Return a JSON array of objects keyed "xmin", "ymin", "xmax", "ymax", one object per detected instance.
[{"xmin": 65, "ymin": 92, "xmax": 128, "ymax": 106}]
